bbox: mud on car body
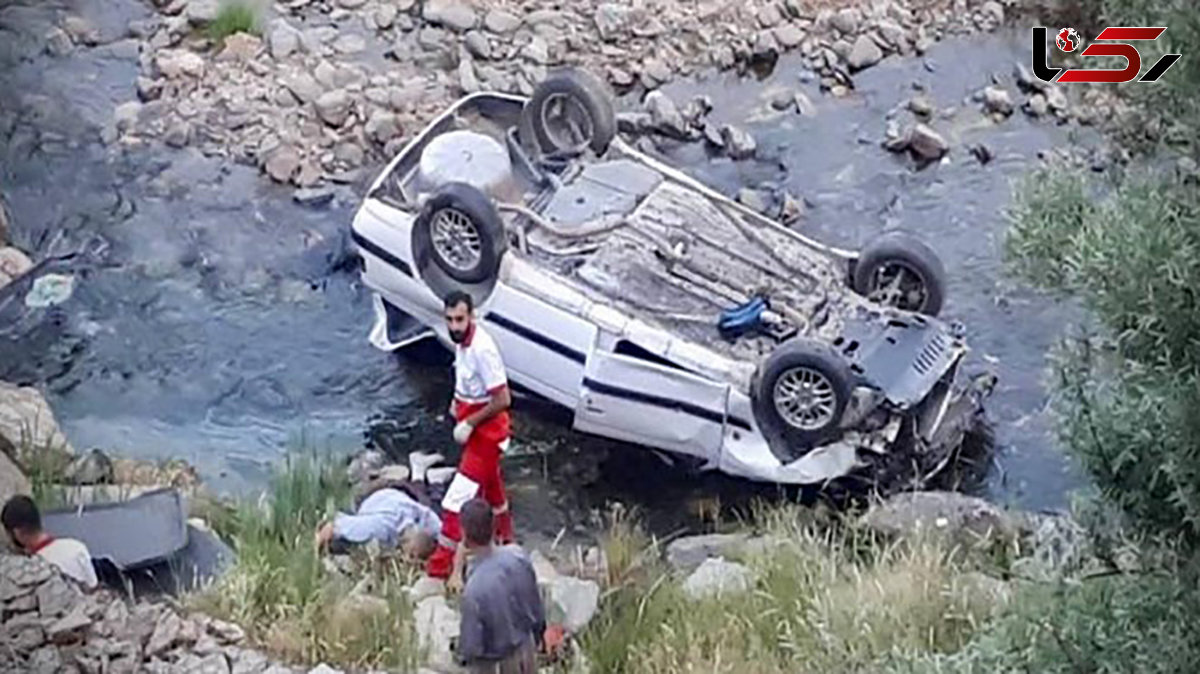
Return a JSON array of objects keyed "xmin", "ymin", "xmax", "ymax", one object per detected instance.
[{"xmin": 350, "ymin": 68, "xmax": 992, "ymax": 487}]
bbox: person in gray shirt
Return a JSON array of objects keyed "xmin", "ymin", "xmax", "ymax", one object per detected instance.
[{"xmin": 456, "ymin": 498, "xmax": 545, "ymax": 674}]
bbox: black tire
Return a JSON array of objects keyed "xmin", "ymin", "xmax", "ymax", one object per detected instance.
[
  {"xmin": 751, "ymin": 338, "xmax": 853, "ymax": 460},
  {"xmin": 520, "ymin": 68, "xmax": 617, "ymax": 157},
  {"xmin": 411, "ymin": 183, "xmax": 507, "ymax": 284},
  {"xmin": 852, "ymin": 230, "xmax": 947, "ymax": 316}
]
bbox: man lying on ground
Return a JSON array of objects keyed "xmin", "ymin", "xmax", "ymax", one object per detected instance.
[
  {"xmin": 315, "ymin": 460, "xmax": 443, "ymax": 560},
  {"xmin": 2, "ymin": 494, "xmax": 98, "ymax": 589}
]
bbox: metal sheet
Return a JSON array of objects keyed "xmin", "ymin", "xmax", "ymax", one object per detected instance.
[{"xmin": 42, "ymin": 488, "xmax": 188, "ymax": 570}]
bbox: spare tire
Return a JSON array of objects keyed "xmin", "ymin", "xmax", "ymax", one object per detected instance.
[
  {"xmin": 411, "ymin": 183, "xmax": 507, "ymax": 284},
  {"xmin": 751, "ymin": 338, "xmax": 853, "ymax": 460},
  {"xmin": 520, "ymin": 68, "xmax": 617, "ymax": 157},
  {"xmin": 852, "ymin": 230, "xmax": 947, "ymax": 316}
]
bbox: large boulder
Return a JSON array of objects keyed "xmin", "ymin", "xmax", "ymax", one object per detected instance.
[
  {"xmin": 0, "ymin": 381, "xmax": 74, "ymax": 457},
  {"xmin": 665, "ymin": 533, "xmax": 749, "ymax": 571},
  {"xmin": 861, "ymin": 491, "xmax": 1020, "ymax": 547},
  {"xmin": 682, "ymin": 558, "xmax": 756, "ymax": 600},
  {"xmin": 543, "ymin": 575, "xmax": 599, "ymax": 635}
]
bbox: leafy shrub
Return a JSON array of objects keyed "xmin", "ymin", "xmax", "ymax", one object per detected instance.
[{"xmin": 206, "ymin": 1, "xmax": 261, "ymax": 44}]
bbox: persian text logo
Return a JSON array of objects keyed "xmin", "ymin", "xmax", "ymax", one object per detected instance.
[{"xmin": 1032, "ymin": 26, "xmax": 1182, "ymax": 83}]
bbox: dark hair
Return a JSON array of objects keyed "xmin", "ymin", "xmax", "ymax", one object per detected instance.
[
  {"xmin": 443, "ymin": 290, "xmax": 473, "ymax": 312},
  {"xmin": 1, "ymin": 495, "xmax": 41, "ymax": 535},
  {"xmin": 460, "ymin": 498, "xmax": 493, "ymax": 547}
]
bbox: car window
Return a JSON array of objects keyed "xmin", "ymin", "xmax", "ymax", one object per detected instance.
[{"xmin": 613, "ymin": 340, "xmax": 687, "ymax": 372}]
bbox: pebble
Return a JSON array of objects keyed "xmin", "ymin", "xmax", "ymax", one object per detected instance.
[{"xmin": 484, "ymin": 9, "xmax": 521, "ymax": 34}]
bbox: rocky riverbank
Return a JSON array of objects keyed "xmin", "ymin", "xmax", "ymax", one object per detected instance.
[{"xmin": 60, "ymin": 0, "xmax": 1030, "ymax": 192}]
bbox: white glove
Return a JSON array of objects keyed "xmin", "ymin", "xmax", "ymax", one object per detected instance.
[{"xmin": 452, "ymin": 420, "xmax": 474, "ymax": 445}]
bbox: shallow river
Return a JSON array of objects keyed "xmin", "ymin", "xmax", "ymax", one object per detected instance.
[{"xmin": 1, "ymin": 0, "xmax": 1086, "ymax": 543}]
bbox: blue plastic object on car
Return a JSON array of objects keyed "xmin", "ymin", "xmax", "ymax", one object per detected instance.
[{"xmin": 718, "ymin": 296, "xmax": 768, "ymax": 339}]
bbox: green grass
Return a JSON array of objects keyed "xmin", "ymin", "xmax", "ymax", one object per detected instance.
[
  {"xmin": 189, "ymin": 453, "xmax": 423, "ymax": 670},
  {"xmin": 579, "ymin": 505, "xmax": 1006, "ymax": 674},
  {"xmin": 206, "ymin": 1, "xmax": 262, "ymax": 44}
]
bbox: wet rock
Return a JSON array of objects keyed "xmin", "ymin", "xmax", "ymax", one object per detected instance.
[
  {"xmin": 268, "ymin": 21, "xmax": 300, "ymax": 60},
  {"xmin": 64, "ymin": 449, "xmax": 115, "ymax": 486},
  {"xmin": 982, "ymin": 86, "xmax": 1013, "ymax": 116},
  {"xmin": 736, "ymin": 187, "xmax": 771, "ymax": 214},
  {"xmin": 464, "ymin": 31, "xmax": 490, "ymax": 59},
  {"xmin": 906, "ymin": 93, "xmax": 934, "ymax": 117},
  {"xmin": 906, "ymin": 123, "xmax": 949, "ymax": 161},
  {"xmin": 483, "ymin": 9, "xmax": 521, "ymax": 34},
  {"xmin": 848, "ymin": 34, "xmax": 883, "ymax": 70},
  {"xmin": 413, "ymin": 596, "xmax": 459, "ymax": 671},
  {"xmin": 264, "ymin": 146, "xmax": 301, "ymax": 183},
  {"xmin": 682, "ymin": 558, "xmax": 755, "ymax": 600},
  {"xmin": 423, "ymin": 0, "xmax": 478, "ymax": 32},
  {"xmin": 156, "ymin": 49, "xmax": 205, "ymax": 78},
  {"xmin": 0, "ymin": 381, "xmax": 74, "ymax": 456},
  {"xmin": 720, "ymin": 124, "xmax": 756, "ymax": 160},
  {"xmin": 643, "ymin": 91, "xmax": 688, "ymax": 139},
  {"xmin": 665, "ymin": 533, "xmax": 749, "ymax": 571},
  {"xmin": 293, "ymin": 187, "xmax": 335, "ymax": 208},
  {"xmin": 1026, "ymin": 93, "xmax": 1049, "ymax": 117},
  {"xmin": 861, "ymin": 491, "xmax": 1020, "ymax": 546},
  {"xmin": 542, "ymin": 576, "xmax": 599, "ymax": 634},
  {"xmin": 314, "ymin": 90, "xmax": 352, "ymax": 127}
]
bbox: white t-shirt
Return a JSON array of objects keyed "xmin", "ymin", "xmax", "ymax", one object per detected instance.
[
  {"xmin": 38, "ymin": 538, "xmax": 98, "ymax": 589},
  {"xmin": 454, "ymin": 324, "xmax": 508, "ymax": 404}
]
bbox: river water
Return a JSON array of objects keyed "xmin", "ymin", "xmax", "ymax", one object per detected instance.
[{"xmin": 1, "ymin": 0, "xmax": 1087, "ymax": 543}]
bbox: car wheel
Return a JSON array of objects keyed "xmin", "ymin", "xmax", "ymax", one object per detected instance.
[
  {"xmin": 752, "ymin": 338, "xmax": 853, "ymax": 459},
  {"xmin": 520, "ymin": 68, "xmax": 617, "ymax": 157},
  {"xmin": 412, "ymin": 183, "xmax": 507, "ymax": 284},
  {"xmin": 852, "ymin": 230, "xmax": 947, "ymax": 316}
]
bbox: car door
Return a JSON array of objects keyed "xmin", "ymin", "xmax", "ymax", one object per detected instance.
[{"xmin": 573, "ymin": 335, "xmax": 729, "ymax": 461}]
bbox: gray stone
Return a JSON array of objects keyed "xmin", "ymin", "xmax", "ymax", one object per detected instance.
[
  {"xmin": 146, "ymin": 611, "xmax": 197, "ymax": 656},
  {"xmin": 757, "ymin": 4, "xmax": 784, "ymax": 28},
  {"xmin": 483, "ymin": 9, "xmax": 521, "ymax": 34},
  {"xmin": 308, "ymin": 666, "xmax": 342, "ymax": 674},
  {"xmin": 665, "ymin": 533, "xmax": 750, "ymax": 571},
  {"xmin": 156, "ymin": 49, "xmax": 205, "ymax": 78},
  {"xmin": 981, "ymin": 1, "xmax": 1004, "ymax": 25},
  {"xmin": 365, "ymin": 111, "xmax": 401, "ymax": 144},
  {"xmin": 136, "ymin": 76, "xmax": 164, "ymax": 102},
  {"xmin": 164, "ymin": 121, "xmax": 192, "ymax": 148},
  {"xmin": 0, "ymin": 554, "xmax": 55, "ymax": 587},
  {"xmin": 406, "ymin": 576, "xmax": 445, "ymax": 603},
  {"xmin": 375, "ymin": 5, "xmax": 397, "ymax": 30},
  {"xmin": 264, "ymin": 146, "xmax": 301, "ymax": 183},
  {"xmin": 982, "ymin": 86, "xmax": 1014, "ymax": 116},
  {"xmin": 7, "ymin": 617, "xmax": 46, "ymax": 652},
  {"xmin": 230, "ymin": 648, "xmax": 270, "ymax": 674},
  {"xmin": 905, "ymin": 123, "xmax": 949, "ymax": 161},
  {"xmin": 780, "ymin": 192, "xmax": 805, "ymax": 225},
  {"xmin": 720, "ymin": 125, "xmax": 757, "ymax": 160},
  {"xmin": 113, "ymin": 100, "xmax": 142, "ymax": 131},
  {"xmin": 542, "ymin": 576, "xmax": 599, "ymax": 633},
  {"xmin": 641, "ymin": 58, "xmax": 672, "ymax": 88},
  {"xmin": 293, "ymin": 187, "xmax": 335, "ymax": 207},
  {"xmin": 314, "ymin": 90, "xmax": 352, "ymax": 127},
  {"xmin": 63, "ymin": 15, "xmax": 98, "ymax": 45},
  {"xmin": 683, "ymin": 558, "xmax": 755, "ymax": 600},
  {"xmin": 208, "ymin": 619, "xmax": 246, "ymax": 644},
  {"xmin": 64, "ymin": 449, "xmax": 114, "ymax": 485},
  {"xmin": 594, "ymin": 3, "xmax": 631, "ymax": 41},
  {"xmin": 413, "ymin": 596, "xmax": 459, "ymax": 671},
  {"xmin": 24, "ymin": 273, "xmax": 74, "ymax": 310},
  {"xmin": 36, "ymin": 575, "xmax": 81, "ymax": 618},
  {"xmin": 177, "ymin": 652, "xmax": 231, "ymax": 674},
  {"xmin": 1026, "ymin": 93, "xmax": 1049, "ymax": 117},
  {"xmin": 736, "ymin": 187, "xmax": 772, "ymax": 214},
  {"xmin": 832, "ymin": 7, "xmax": 859, "ymax": 34},
  {"xmin": 1014, "ymin": 61, "xmax": 1045, "ymax": 92},
  {"xmin": 45, "ymin": 27, "xmax": 73, "ymax": 56},
  {"xmin": 847, "ymin": 34, "xmax": 883, "ymax": 70},
  {"xmin": 333, "ymin": 33, "xmax": 365, "ymax": 54},
  {"xmin": 908, "ymin": 94, "xmax": 935, "ymax": 116},
  {"xmin": 423, "ymin": 0, "xmax": 477, "ymax": 32},
  {"xmin": 284, "ymin": 72, "xmax": 321, "ymax": 104},
  {"xmin": 48, "ymin": 603, "xmax": 92, "ymax": 643},
  {"xmin": 643, "ymin": 91, "xmax": 688, "ymax": 139},
  {"xmin": 268, "ymin": 21, "xmax": 300, "ymax": 60},
  {"xmin": 753, "ymin": 29, "xmax": 780, "ymax": 58},
  {"xmin": 0, "ymin": 379, "xmax": 74, "ymax": 456},
  {"xmin": 27, "ymin": 645, "xmax": 63, "ymax": 673},
  {"xmin": 522, "ymin": 35, "xmax": 549, "ymax": 64},
  {"xmin": 774, "ymin": 23, "xmax": 805, "ymax": 49},
  {"xmin": 464, "ymin": 30, "xmax": 490, "ymax": 59},
  {"xmin": 185, "ymin": 0, "xmax": 220, "ymax": 26},
  {"xmin": 877, "ymin": 19, "xmax": 906, "ymax": 48},
  {"xmin": 1045, "ymin": 86, "xmax": 1068, "ymax": 111},
  {"xmin": 336, "ymin": 0, "xmax": 367, "ymax": 8},
  {"xmin": 861, "ymin": 491, "xmax": 1019, "ymax": 545}
]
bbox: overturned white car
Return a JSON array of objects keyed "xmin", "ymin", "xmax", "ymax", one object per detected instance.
[{"xmin": 350, "ymin": 69, "xmax": 990, "ymax": 487}]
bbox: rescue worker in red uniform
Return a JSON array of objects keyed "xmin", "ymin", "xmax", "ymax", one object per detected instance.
[{"xmin": 426, "ymin": 290, "xmax": 515, "ymax": 584}]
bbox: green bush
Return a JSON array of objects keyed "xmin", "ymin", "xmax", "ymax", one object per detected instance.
[{"xmin": 206, "ymin": 1, "xmax": 261, "ymax": 44}]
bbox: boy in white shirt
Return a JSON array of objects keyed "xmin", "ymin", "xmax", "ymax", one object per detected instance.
[{"xmin": 2, "ymin": 494, "xmax": 98, "ymax": 589}]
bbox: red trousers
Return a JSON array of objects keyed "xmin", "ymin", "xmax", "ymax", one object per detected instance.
[{"xmin": 425, "ymin": 401, "xmax": 514, "ymax": 578}]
